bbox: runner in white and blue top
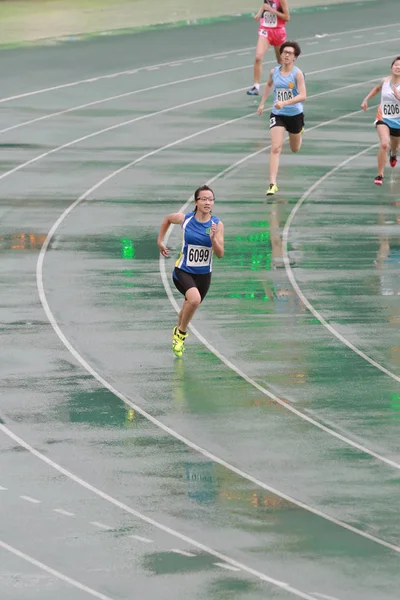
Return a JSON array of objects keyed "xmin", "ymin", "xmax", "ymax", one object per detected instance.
[
  {"xmin": 157, "ymin": 185, "xmax": 225, "ymax": 357},
  {"xmin": 361, "ymin": 55, "xmax": 400, "ymax": 186},
  {"xmin": 257, "ymin": 41, "xmax": 307, "ymax": 197}
]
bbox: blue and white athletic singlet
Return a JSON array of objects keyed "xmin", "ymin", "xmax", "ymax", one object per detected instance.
[
  {"xmin": 272, "ymin": 65, "xmax": 303, "ymax": 116},
  {"xmin": 379, "ymin": 77, "xmax": 400, "ymax": 130},
  {"xmin": 175, "ymin": 212, "xmax": 220, "ymax": 275}
]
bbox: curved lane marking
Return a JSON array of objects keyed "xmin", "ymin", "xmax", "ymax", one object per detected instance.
[
  {"xmin": 0, "ymin": 539, "xmax": 114, "ymax": 600},
  {"xmin": 282, "ymin": 146, "xmax": 400, "ymax": 384},
  {"xmin": 0, "ymin": 70, "xmax": 394, "ymax": 558},
  {"xmin": 0, "ymin": 59, "xmax": 390, "ymax": 185},
  {"xmin": 30, "ymin": 101, "xmax": 400, "ymax": 555},
  {"xmin": 0, "ymin": 41, "xmax": 397, "ymax": 137},
  {"xmin": 0, "ymin": 21, "xmax": 399, "ymax": 104},
  {"xmin": 0, "ymin": 425, "xmax": 324, "ymax": 600}
]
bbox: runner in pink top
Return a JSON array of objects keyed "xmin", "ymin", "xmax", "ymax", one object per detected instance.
[{"xmin": 247, "ymin": 0, "xmax": 290, "ymax": 96}]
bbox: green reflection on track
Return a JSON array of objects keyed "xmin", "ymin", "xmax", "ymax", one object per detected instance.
[{"xmin": 121, "ymin": 238, "xmax": 135, "ymax": 260}]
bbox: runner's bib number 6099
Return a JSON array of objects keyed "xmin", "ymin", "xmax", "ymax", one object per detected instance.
[
  {"xmin": 382, "ymin": 102, "xmax": 400, "ymax": 117},
  {"xmin": 276, "ymin": 88, "xmax": 293, "ymax": 102},
  {"xmin": 186, "ymin": 245, "xmax": 212, "ymax": 267}
]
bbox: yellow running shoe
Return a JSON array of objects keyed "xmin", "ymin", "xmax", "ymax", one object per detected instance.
[
  {"xmin": 172, "ymin": 326, "xmax": 188, "ymax": 357},
  {"xmin": 266, "ymin": 183, "xmax": 278, "ymax": 196}
]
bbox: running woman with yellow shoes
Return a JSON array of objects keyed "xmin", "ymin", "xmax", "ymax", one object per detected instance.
[
  {"xmin": 157, "ymin": 186, "xmax": 224, "ymax": 357},
  {"xmin": 257, "ymin": 41, "xmax": 306, "ymax": 196},
  {"xmin": 247, "ymin": 0, "xmax": 290, "ymax": 96},
  {"xmin": 361, "ymin": 56, "xmax": 400, "ymax": 186}
]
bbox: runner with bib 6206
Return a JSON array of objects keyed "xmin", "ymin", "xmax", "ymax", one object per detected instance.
[{"xmin": 361, "ymin": 56, "xmax": 400, "ymax": 186}]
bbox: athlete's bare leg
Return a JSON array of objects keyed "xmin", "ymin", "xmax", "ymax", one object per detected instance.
[
  {"xmin": 269, "ymin": 126, "xmax": 286, "ymax": 184},
  {"xmin": 289, "ymin": 131, "xmax": 303, "ymax": 153},
  {"xmin": 253, "ymin": 35, "xmax": 270, "ymax": 85},
  {"xmin": 274, "ymin": 45, "xmax": 282, "ymax": 65},
  {"xmin": 376, "ymin": 124, "xmax": 390, "ymax": 176},
  {"xmin": 178, "ymin": 288, "xmax": 201, "ymax": 332},
  {"xmin": 390, "ymin": 135, "xmax": 400, "ymax": 155}
]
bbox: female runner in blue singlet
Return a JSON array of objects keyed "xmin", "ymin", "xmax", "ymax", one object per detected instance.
[
  {"xmin": 157, "ymin": 185, "xmax": 225, "ymax": 357},
  {"xmin": 257, "ymin": 41, "xmax": 306, "ymax": 197}
]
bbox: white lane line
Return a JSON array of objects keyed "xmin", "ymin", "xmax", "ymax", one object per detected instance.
[
  {"xmin": 353, "ymin": 35, "xmax": 364, "ymax": 38},
  {"xmin": 0, "ymin": 426, "xmax": 319, "ymax": 600},
  {"xmin": 130, "ymin": 535, "xmax": 153, "ymax": 544},
  {"xmin": 30, "ymin": 92, "xmax": 400, "ymax": 545},
  {"xmin": 169, "ymin": 63, "xmax": 182, "ymax": 67},
  {"xmin": 0, "ymin": 22, "xmax": 398, "ymax": 105},
  {"xmin": 0, "ymin": 37, "xmax": 397, "ymax": 134},
  {"xmin": 146, "ymin": 66, "xmax": 160, "ymax": 71},
  {"xmin": 0, "ymin": 486, "xmax": 7, "ymax": 491},
  {"xmin": 0, "ymin": 71, "xmax": 393, "ymax": 555},
  {"xmin": 307, "ymin": 42, "xmax": 318, "ymax": 45},
  {"xmin": 20, "ymin": 495, "xmax": 41, "ymax": 504},
  {"xmin": 171, "ymin": 549, "xmax": 196, "ymax": 557},
  {"xmin": 192, "ymin": 59, "xmax": 204, "ymax": 63},
  {"xmin": 237, "ymin": 51, "xmax": 251, "ymax": 55},
  {"xmin": 312, "ymin": 593, "xmax": 341, "ymax": 600},
  {"xmin": 90, "ymin": 521, "xmax": 113, "ymax": 531},
  {"xmin": 0, "ymin": 539, "xmax": 114, "ymax": 600},
  {"xmin": 0, "ymin": 67, "xmax": 384, "ymax": 192},
  {"xmin": 214, "ymin": 562, "xmax": 242, "ymax": 572},
  {"xmin": 0, "ymin": 47, "xmax": 392, "ymax": 137},
  {"xmin": 53, "ymin": 508, "xmax": 75, "ymax": 517},
  {"xmin": 282, "ymin": 146, "xmax": 400, "ymax": 385},
  {"xmin": 330, "ymin": 39, "xmax": 341, "ymax": 42}
]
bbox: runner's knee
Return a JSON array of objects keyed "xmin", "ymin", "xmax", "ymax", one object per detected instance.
[
  {"xmin": 186, "ymin": 289, "xmax": 201, "ymax": 308},
  {"xmin": 271, "ymin": 144, "xmax": 283, "ymax": 154}
]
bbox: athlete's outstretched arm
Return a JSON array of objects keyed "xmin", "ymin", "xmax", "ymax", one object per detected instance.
[
  {"xmin": 210, "ymin": 221, "xmax": 224, "ymax": 258},
  {"xmin": 262, "ymin": 0, "xmax": 290, "ymax": 21},
  {"xmin": 257, "ymin": 69, "xmax": 274, "ymax": 114},
  {"xmin": 361, "ymin": 81, "xmax": 383, "ymax": 110},
  {"xmin": 157, "ymin": 212, "xmax": 185, "ymax": 256}
]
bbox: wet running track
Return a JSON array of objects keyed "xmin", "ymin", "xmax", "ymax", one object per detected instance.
[{"xmin": 0, "ymin": 2, "xmax": 400, "ymax": 599}]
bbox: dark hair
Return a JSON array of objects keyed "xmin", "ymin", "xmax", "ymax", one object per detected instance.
[
  {"xmin": 391, "ymin": 56, "xmax": 400, "ymax": 67},
  {"xmin": 194, "ymin": 184, "xmax": 214, "ymax": 201},
  {"xmin": 280, "ymin": 41, "xmax": 301, "ymax": 58},
  {"xmin": 193, "ymin": 184, "xmax": 214, "ymax": 214}
]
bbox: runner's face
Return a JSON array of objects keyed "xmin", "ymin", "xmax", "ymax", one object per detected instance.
[
  {"xmin": 195, "ymin": 193, "xmax": 214, "ymax": 215},
  {"xmin": 391, "ymin": 60, "xmax": 400, "ymax": 76},
  {"xmin": 280, "ymin": 47, "xmax": 296, "ymax": 65}
]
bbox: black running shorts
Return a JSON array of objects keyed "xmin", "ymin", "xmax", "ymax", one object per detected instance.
[
  {"xmin": 269, "ymin": 112, "xmax": 304, "ymax": 134},
  {"xmin": 375, "ymin": 120, "xmax": 400, "ymax": 138},
  {"xmin": 173, "ymin": 267, "xmax": 211, "ymax": 302}
]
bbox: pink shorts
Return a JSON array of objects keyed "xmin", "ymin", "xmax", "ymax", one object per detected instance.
[{"xmin": 258, "ymin": 27, "xmax": 286, "ymax": 47}]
